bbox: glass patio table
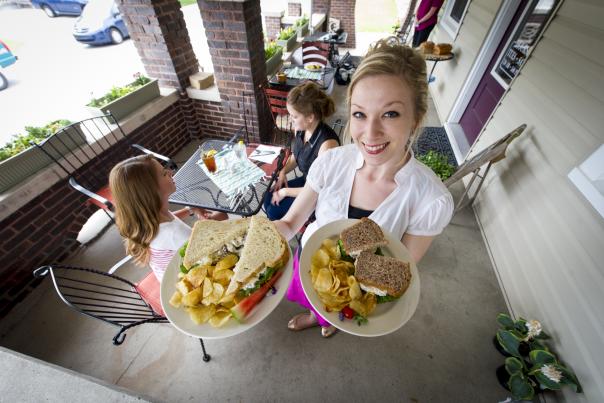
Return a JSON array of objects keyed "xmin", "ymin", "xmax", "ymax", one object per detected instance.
[{"xmin": 169, "ymin": 139, "xmax": 288, "ymax": 216}]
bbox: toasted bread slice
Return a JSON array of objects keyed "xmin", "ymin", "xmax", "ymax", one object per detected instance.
[
  {"xmin": 183, "ymin": 218, "xmax": 249, "ymax": 269},
  {"xmin": 225, "ymin": 215, "xmax": 289, "ymax": 295},
  {"xmin": 354, "ymin": 251, "xmax": 411, "ymax": 298},
  {"xmin": 340, "ymin": 217, "xmax": 388, "ymax": 256}
]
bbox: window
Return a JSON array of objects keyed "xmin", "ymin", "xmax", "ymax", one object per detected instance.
[
  {"xmin": 568, "ymin": 144, "xmax": 604, "ymax": 220},
  {"xmin": 440, "ymin": 0, "xmax": 471, "ymax": 39}
]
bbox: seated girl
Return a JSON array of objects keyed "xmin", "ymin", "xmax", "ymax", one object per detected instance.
[
  {"xmin": 263, "ymin": 81, "xmax": 341, "ymax": 220},
  {"xmin": 109, "ymin": 155, "xmax": 227, "ymax": 282}
]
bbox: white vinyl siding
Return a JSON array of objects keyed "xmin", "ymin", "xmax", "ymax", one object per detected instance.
[{"xmin": 432, "ymin": 0, "xmax": 604, "ymax": 400}]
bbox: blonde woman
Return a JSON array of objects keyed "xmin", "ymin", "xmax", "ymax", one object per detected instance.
[
  {"xmin": 274, "ymin": 37, "xmax": 454, "ymax": 338},
  {"xmin": 264, "ymin": 81, "xmax": 340, "ymax": 220},
  {"xmin": 109, "ymin": 155, "xmax": 227, "ymax": 282}
]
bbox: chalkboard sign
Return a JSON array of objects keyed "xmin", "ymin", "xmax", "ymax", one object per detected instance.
[{"xmin": 493, "ymin": 0, "xmax": 560, "ymax": 86}]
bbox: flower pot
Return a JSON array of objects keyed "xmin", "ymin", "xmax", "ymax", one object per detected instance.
[
  {"xmin": 276, "ymin": 35, "xmax": 297, "ymax": 52},
  {"xmin": 0, "ymin": 125, "xmax": 86, "ymax": 193},
  {"xmin": 296, "ymin": 22, "xmax": 309, "ymax": 39},
  {"xmin": 265, "ymin": 48, "xmax": 283, "ymax": 76},
  {"xmin": 88, "ymin": 79, "xmax": 160, "ymax": 121}
]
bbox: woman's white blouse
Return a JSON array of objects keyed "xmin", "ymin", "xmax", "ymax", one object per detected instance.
[{"xmin": 301, "ymin": 144, "xmax": 454, "ymax": 247}]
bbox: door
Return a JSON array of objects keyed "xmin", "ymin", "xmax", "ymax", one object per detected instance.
[{"xmin": 459, "ymin": 0, "xmax": 560, "ymax": 145}]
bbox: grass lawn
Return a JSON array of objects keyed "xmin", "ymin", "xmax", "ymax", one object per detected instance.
[
  {"xmin": 179, "ymin": 0, "xmax": 196, "ymax": 7},
  {"xmin": 355, "ymin": 0, "xmax": 398, "ymax": 32}
]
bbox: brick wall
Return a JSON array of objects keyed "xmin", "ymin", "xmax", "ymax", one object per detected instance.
[
  {"xmin": 199, "ymin": 0, "xmax": 272, "ymax": 143},
  {"xmin": 312, "ymin": 0, "xmax": 330, "ymax": 31},
  {"xmin": 263, "ymin": 10, "xmax": 284, "ymax": 41},
  {"xmin": 0, "ymin": 102, "xmax": 191, "ymax": 320},
  {"xmin": 330, "ymin": 0, "xmax": 355, "ymax": 48},
  {"xmin": 117, "ymin": 0, "xmax": 199, "ymax": 90},
  {"xmin": 288, "ymin": 2, "xmax": 301, "ymax": 17}
]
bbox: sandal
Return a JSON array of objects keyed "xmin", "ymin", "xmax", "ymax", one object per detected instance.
[
  {"xmin": 321, "ymin": 325, "xmax": 338, "ymax": 338},
  {"xmin": 287, "ymin": 312, "xmax": 318, "ymax": 331}
]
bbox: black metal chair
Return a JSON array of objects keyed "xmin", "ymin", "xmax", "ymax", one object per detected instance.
[
  {"xmin": 33, "ymin": 264, "xmax": 211, "ymax": 362},
  {"xmin": 31, "ymin": 113, "xmax": 176, "ymax": 220}
]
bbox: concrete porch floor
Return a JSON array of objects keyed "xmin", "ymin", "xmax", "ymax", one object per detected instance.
[{"xmin": 0, "ymin": 43, "xmax": 512, "ymax": 401}]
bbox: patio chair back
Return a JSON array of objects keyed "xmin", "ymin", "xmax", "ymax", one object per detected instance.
[
  {"xmin": 33, "ymin": 264, "xmax": 211, "ymax": 361},
  {"xmin": 31, "ymin": 114, "xmax": 175, "ymax": 215},
  {"xmin": 302, "ymin": 41, "xmax": 330, "ymax": 67}
]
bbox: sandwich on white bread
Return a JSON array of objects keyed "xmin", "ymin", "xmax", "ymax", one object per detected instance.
[
  {"xmin": 340, "ymin": 217, "xmax": 388, "ymax": 257},
  {"xmin": 225, "ymin": 215, "xmax": 289, "ymax": 295},
  {"xmin": 354, "ymin": 251, "xmax": 412, "ymax": 298},
  {"xmin": 183, "ymin": 218, "xmax": 249, "ymax": 269}
]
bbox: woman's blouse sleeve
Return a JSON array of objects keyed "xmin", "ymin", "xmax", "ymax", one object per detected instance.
[
  {"xmin": 406, "ymin": 192, "xmax": 454, "ymax": 236},
  {"xmin": 305, "ymin": 149, "xmax": 330, "ymax": 193}
]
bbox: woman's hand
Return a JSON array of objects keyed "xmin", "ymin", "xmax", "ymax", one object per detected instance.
[
  {"xmin": 190, "ymin": 207, "xmax": 228, "ymax": 221},
  {"xmin": 273, "ymin": 171, "xmax": 288, "ymax": 192},
  {"xmin": 271, "ymin": 188, "xmax": 288, "ymax": 205}
]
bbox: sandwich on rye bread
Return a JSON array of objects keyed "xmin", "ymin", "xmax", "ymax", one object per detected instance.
[
  {"xmin": 340, "ymin": 217, "xmax": 388, "ymax": 257},
  {"xmin": 225, "ymin": 215, "xmax": 289, "ymax": 296},
  {"xmin": 354, "ymin": 250, "xmax": 412, "ymax": 298}
]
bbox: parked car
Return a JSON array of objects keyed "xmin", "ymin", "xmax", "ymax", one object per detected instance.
[
  {"xmin": 31, "ymin": 0, "xmax": 88, "ymax": 17},
  {"xmin": 0, "ymin": 40, "xmax": 18, "ymax": 91},
  {"xmin": 73, "ymin": 0, "xmax": 129, "ymax": 45}
]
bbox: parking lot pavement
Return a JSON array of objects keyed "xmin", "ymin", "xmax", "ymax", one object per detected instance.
[{"xmin": 0, "ymin": 6, "xmax": 145, "ymax": 144}]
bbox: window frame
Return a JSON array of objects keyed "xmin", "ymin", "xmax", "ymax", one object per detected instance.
[{"xmin": 440, "ymin": 0, "xmax": 472, "ymax": 40}]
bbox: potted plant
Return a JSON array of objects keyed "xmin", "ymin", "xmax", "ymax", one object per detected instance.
[
  {"xmin": 416, "ymin": 150, "xmax": 455, "ymax": 180},
  {"xmin": 87, "ymin": 73, "xmax": 160, "ymax": 121},
  {"xmin": 294, "ymin": 15, "xmax": 309, "ymax": 39},
  {"xmin": 265, "ymin": 41, "xmax": 283, "ymax": 76},
  {"xmin": 276, "ymin": 26, "xmax": 297, "ymax": 52},
  {"xmin": 494, "ymin": 313, "xmax": 582, "ymax": 401},
  {"xmin": 0, "ymin": 119, "xmax": 86, "ymax": 192}
]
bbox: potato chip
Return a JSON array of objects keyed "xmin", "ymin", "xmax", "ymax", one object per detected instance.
[
  {"xmin": 314, "ymin": 268, "xmax": 333, "ymax": 292},
  {"xmin": 321, "ymin": 238, "xmax": 336, "ymax": 249},
  {"xmin": 311, "ymin": 248, "xmax": 330, "ymax": 267},
  {"xmin": 348, "ymin": 277, "xmax": 362, "ymax": 300},
  {"xmin": 310, "ymin": 264, "xmax": 321, "ymax": 282},
  {"xmin": 169, "ymin": 291, "xmax": 182, "ymax": 308},
  {"xmin": 211, "ymin": 283, "xmax": 224, "ymax": 303},
  {"xmin": 182, "ymin": 287, "xmax": 203, "ymax": 306},
  {"xmin": 187, "ymin": 304, "xmax": 216, "ymax": 324},
  {"xmin": 202, "ymin": 277, "xmax": 213, "ymax": 298},
  {"xmin": 216, "ymin": 254, "xmax": 238, "ymax": 271},
  {"xmin": 214, "ymin": 268, "xmax": 234, "ymax": 283},
  {"xmin": 185, "ymin": 266, "xmax": 208, "ymax": 288},
  {"xmin": 209, "ymin": 309, "xmax": 232, "ymax": 328},
  {"xmin": 175, "ymin": 279, "xmax": 193, "ymax": 296}
]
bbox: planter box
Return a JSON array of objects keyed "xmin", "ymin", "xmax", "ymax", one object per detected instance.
[
  {"xmin": 296, "ymin": 22, "xmax": 309, "ymax": 40},
  {"xmin": 88, "ymin": 79, "xmax": 160, "ymax": 121},
  {"xmin": 265, "ymin": 48, "xmax": 283, "ymax": 76},
  {"xmin": 276, "ymin": 35, "xmax": 297, "ymax": 52},
  {"xmin": 0, "ymin": 125, "xmax": 86, "ymax": 193}
]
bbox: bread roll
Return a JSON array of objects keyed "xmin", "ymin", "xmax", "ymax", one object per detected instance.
[
  {"xmin": 419, "ymin": 41, "xmax": 434, "ymax": 54},
  {"xmin": 433, "ymin": 43, "xmax": 452, "ymax": 55}
]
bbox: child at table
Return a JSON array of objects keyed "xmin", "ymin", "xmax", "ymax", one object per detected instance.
[
  {"xmin": 109, "ymin": 155, "xmax": 228, "ymax": 282},
  {"xmin": 263, "ymin": 81, "xmax": 340, "ymax": 220}
]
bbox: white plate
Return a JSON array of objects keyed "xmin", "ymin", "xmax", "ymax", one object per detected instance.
[
  {"xmin": 160, "ymin": 243, "xmax": 293, "ymax": 339},
  {"xmin": 299, "ymin": 219, "xmax": 420, "ymax": 337}
]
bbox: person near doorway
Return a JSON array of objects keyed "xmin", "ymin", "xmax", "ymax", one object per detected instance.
[{"xmin": 412, "ymin": 0, "xmax": 444, "ymax": 48}]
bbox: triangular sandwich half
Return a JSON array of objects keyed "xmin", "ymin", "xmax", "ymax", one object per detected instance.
[{"xmin": 340, "ymin": 217, "xmax": 388, "ymax": 257}]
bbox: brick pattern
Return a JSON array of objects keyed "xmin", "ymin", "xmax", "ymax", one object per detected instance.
[
  {"xmin": 0, "ymin": 102, "xmax": 191, "ymax": 320},
  {"xmin": 312, "ymin": 0, "xmax": 330, "ymax": 31},
  {"xmin": 288, "ymin": 2, "xmax": 301, "ymax": 17},
  {"xmin": 330, "ymin": 0, "xmax": 355, "ymax": 48},
  {"xmin": 264, "ymin": 14, "xmax": 282, "ymax": 41},
  {"xmin": 117, "ymin": 0, "xmax": 199, "ymax": 90},
  {"xmin": 199, "ymin": 0, "xmax": 272, "ymax": 143}
]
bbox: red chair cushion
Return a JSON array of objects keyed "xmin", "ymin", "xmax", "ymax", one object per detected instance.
[
  {"xmin": 135, "ymin": 272, "xmax": 165, "ymax": 316},
  {"xmin": 88, "ymin": 184, "xmax": 114, "ymax": 211}
]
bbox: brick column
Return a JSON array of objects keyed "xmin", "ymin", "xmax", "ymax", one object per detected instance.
[
  {"xmin": 288, "ymin": 2, "xmax": 301, "ymax": 17},
  {"xmin": 199, "ymin": 0, "xmax": 272, "ymax": 143},
  {"xmin": 330, "ymin": 0, "xmax": 355, "ymax": 48},
  {"xmin": 263, "ymin": 10, "xmax": 284, "ymax": 41},
  {"xmin": 117, "ymin": 0, "xmax": 199, "ymax": 91},
  {"xmin": 312, "ymin": 0, "xmax": 330, "ymax": 31}
]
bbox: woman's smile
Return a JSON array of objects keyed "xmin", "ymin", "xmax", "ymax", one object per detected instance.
[{"xmin": 362, "ymin": 142, "xmax": 390, "ymax": 154}]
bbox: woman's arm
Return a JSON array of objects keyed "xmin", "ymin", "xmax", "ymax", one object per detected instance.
[
  {"xmin": 318, "ymin": 139, "xmax": 339, "ymax": 153},
  {"xmin": 416, "ymin": 6, "xmax": 438, "ymax": 26},
  {"xmin": 401, "ymin": 233, "xmax": 436, "ymax": 263},
  {"xmin": 274, "ymin": 154, "xmax": 297, "ymax": 191},
  {"xmin": 273, "ymin": 183, "xmax": 318, "ymax": 241}
]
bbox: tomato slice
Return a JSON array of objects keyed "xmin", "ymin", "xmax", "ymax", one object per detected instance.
[{"xmin": 342, "ymin": 306, "xmax": 355, "ymax": 319}]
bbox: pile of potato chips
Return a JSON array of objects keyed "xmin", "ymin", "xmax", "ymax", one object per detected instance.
[
  {"xmin": 310, "ymin": 238, "xmax": 377, "ymax": 317},
  {"xmin": 169, "ymin": 254, "xmax": 240, "ymax": 327}
]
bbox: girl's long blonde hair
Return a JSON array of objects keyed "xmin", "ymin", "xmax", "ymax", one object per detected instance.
[
  {"xmin": 109, "ymin": 155, "xmax": 161, "ymax": 265},
  {"xmin": 344, "ymin": 36, "xmax": 428, "ymax": 146}
]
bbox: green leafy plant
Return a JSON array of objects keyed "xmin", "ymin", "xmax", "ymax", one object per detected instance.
[
  {"xmin": 294, "ymin": 14, "xmax": 309, "ymax": 28},
  {"xmin": 87, "ymin": 73, "xmax": 151, "ymax": 108},
  {"xmin": 392, "ymin": 19, "xmax": 401, "ymax": 33},
  {"xmin": 0, "ymin": 119, "xmax": 72, "ymax": 162},
  {"xmin": 264, "ymin": 41, "xmax": 283, "ymax": 60},
  {"xmin": 277, "ymin": 26, "xmax": 296, "ymax": 41},
  {"xmin": 416, "ymin": 150, "xmax": 455, "ymax": 180},
  {"xmin": 495, "ymin": 313, "xmax": 582, "ymax": 400}
]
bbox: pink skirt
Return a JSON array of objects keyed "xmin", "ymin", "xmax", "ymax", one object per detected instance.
[{"xmin": 286, "ymin": 248, "xmax": 331, "ymax": 327}]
